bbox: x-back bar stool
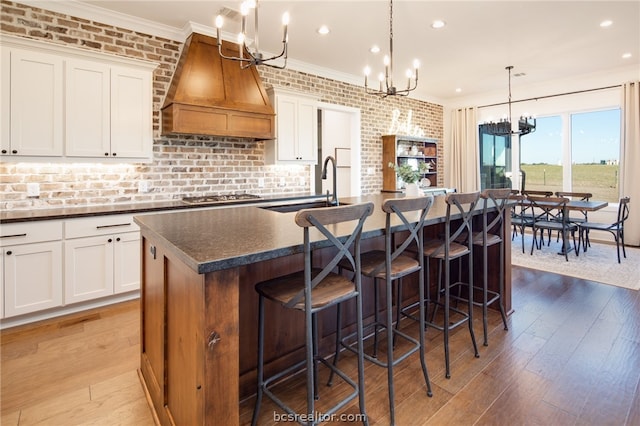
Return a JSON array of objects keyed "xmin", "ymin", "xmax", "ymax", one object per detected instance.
[
  {"xmin": 330, "ymin": 196, "xmax": 434, "ymax": 426},
  {"xmin": 420, "ymin": 192, "xmax": 480, "ymax": 379},
  {"xmin": 252, "ymin": 202, "xmax": 373, "ymax": 426}
]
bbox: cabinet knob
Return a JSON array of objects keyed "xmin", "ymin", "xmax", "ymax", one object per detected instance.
[
  {"xmin": 112, "ymin": 153, "xmax": 117, "ymax": 156},
  {"xmin": 12, "ymin": 150, "xmax": 17, "ymax": 154},
  {"xmin": 116, "ymin": 237, "xmax": 121, "ymax": 242},
  {"xmin": 6, "ymin": 250, "xmax": 12, "ymax": 255},
  {"xmin": 105, "ymin": 152, "xmax": 109, "ymax": 156},
  {"xmin": 107, "ymin": 238, "xmax": 113, "ymax": 243},
  {"xmin": 1, "ymin": 149, "xmax": 6, "ymax": 154}
]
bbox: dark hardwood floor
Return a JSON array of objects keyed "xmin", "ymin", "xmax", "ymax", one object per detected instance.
[{"xmin": 2, "ymin": 266, "xmax": 639, "ymax": 425}]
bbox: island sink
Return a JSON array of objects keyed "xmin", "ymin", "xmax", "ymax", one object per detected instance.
[{"xmin": 260, "ymin": 200, "xmax": 348, "ymax": 213}]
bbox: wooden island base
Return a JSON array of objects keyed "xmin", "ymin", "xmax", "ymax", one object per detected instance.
[{"xmin": 136, "ymin": 195, "xmax": 511, "ymax": 425}]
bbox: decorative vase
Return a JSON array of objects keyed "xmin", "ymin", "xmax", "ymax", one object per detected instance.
[{"xmin": 405, "ymin": 182, "xmax": 421, "ymax": 197}]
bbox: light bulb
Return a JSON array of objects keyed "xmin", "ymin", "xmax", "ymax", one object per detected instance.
[
  {"xmin": 378, "ymin": 73, "xmax": 385, "ymax": 82},
  {"xmin": 215, "ymin": 15, "xmax": 223, "ymax": 28},
  {"xmin": 237, "ymin": 33, "xmax": 245, "ymax": 44},
  {"xmin": 364, "ymin": 66, "xmax": 371, "ymax": 76},
  {"xmin": 405, "ymin": 69, "xmax": 412, "ymax": 78},
  {"xmin": 240, "ymin": 2, "xmax": 250, "ymax": 16},
  {"xmin": 282, "ymin": 12, "xmax": 290, "ymax": 26},
  {"xmin": 413, "ymin": 59, "xmax": 420, "ymax": 69},
  {"xmin": 383, "ymin": 55, "xmax": 390, "ymax": 66}
]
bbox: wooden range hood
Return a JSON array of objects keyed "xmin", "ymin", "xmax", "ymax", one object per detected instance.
[{"xmin": 161, "ymin": 33, "xmax": 275, "ymax": 140}]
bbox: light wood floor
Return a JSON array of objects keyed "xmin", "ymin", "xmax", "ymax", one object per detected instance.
[{"xmin": 2, "ymin": 266, "xmax": 639, "ymax": 425}]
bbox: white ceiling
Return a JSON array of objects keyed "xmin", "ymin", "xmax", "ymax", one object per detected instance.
[{"xmin": 52, "ymin": 1, "xmax": 640, "ymax": 103}]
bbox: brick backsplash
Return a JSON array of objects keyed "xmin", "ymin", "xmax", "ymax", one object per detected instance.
[{"xmin": 0, "ymin": 0, "xmax": 443, "ymax": 211}]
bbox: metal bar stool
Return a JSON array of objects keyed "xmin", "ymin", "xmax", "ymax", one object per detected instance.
[
  {"xmin": 420, "ymin": 192, "xmax": 480, "ymax": 379},
  {"xmin": 251, "ymin": 202, "xmax": 373, "ymax": 426},
  {"xmin": 455, "ymin": 189, "xmax": 510, "ymax": 346},
  {"xmin": 329, "ymin": 196, "xmax": 434, "ymax": 426}
]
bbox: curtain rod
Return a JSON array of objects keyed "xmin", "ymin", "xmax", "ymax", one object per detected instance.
[{"xmin": 478, "ymin": 84, "xmax": 622, "ymax": 109}]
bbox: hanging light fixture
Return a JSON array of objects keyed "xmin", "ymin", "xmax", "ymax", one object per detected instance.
[
  {"xmin": 485, "ymin": 66, "xmax": 536, "ymax": 136},
  {"xmin": 215, "ymin": 0, "xmax": 289, "ymax": 69},
  {"xmin": 364, "ymin": 0, "xmax": 419, "ymax": 97}
]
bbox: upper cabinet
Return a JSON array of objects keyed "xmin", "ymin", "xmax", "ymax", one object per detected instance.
[
  {"xmin": 265, "ymin": 88, "xmax": 318, "ymax": 164},
  {"xmin": 2, "ymin": 48, "xmax": 64, "ymax": 157},
  {"xmin": 1, "ymin": 35, "xmax": 156, "ymax": 162}
]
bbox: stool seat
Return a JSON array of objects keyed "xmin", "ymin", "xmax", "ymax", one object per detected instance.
[
  {"xmin": 340, "ymin": 250, "xmax": 420, "ymax": 279},
  {"xmin": 423, "ymin": 239, "xmax": 469, "ymax": 259},
  {"xmin": 256, "ymin": 269, "xmax": 356, "ymax": 310}
]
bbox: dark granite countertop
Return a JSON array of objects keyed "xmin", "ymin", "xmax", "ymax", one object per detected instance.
[
  {"xmin": 134, "ymin": 193, "xmax": 479, "ymax": 274},
  {"xmin": 0, "ymin": 193, "xmax": 326, "ymax": 224}
]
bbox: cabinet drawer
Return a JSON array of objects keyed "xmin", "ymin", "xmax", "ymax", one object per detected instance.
[
  {"xmin": 65, "ymin": 214, "xmax": 140, "ymax": 239},
  {"xmin": 0, "ymin": 220, "xmax": 63, "ymax": 246}
]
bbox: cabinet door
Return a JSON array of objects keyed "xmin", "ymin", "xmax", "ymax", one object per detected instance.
[
  {"xmin": 64, "ymin": 235, "xmax": 113, "ymax": 304},
  {"xmin": 110, "ymin": 66, "xmax": 152, "ymax": 159},
  {"xmin": 296, "ymin": 97, "xmax": 317, "ymax": 162},
  {"xmin": 1, "ymin": 47, "xmax": 10, "ymax": 156},
  {"xmin": 3, "ymin": 242, "xmax": 63, "ymax": 317},
  {"xmin": 9, "ymin": 49, "xmax": 63, "ymax": 156},
  {"xmin": 274, "ymin": 94, "xmax": 298, "ymax": 161},
  {"xmin": 65, "ymin": 59, "xmax": 111, "ymax": 157},
  {"xmin": 114, "ymin": 232, "xmax": 140, "ymax": 294}
]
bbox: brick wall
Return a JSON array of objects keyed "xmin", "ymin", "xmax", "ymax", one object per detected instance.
[{"xmin": 0, "ymin": 1, "xmax": 444, "ymax": 210}]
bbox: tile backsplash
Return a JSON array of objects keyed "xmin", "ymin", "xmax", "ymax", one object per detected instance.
[{"xmin": 0, "ymin": 0, "xmax": 443, "ymax": 211}]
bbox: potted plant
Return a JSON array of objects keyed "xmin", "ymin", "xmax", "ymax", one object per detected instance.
[{"xmin": 388, "ymin": 162, "xmax": 431, "ymax": 195}]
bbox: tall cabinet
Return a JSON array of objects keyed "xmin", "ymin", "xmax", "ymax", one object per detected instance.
[{"xmin": 382, "ymin": 135, "xmax": 438, "ymax": 192}]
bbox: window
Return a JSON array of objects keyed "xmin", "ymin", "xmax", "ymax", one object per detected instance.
[
  {"xmin": 570, "ymin": 109, "xmax": 621, "ymax": 202},
  {"xmin": 517, "ymin": 109, "xmax": 620, "ymax": 202},
  {"xmin": 520, "ymin": 116, "xmax": 562, "ymax": 194}
]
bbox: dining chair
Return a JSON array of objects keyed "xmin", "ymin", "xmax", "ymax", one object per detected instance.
[
  {"xmin": 578, "ymin": 196, "xmax": 630, "ymax": 263},
  {"xmin": 510, "ymin": 193, "xmax": 534, "ymax": 253},
  {"xmin": 252, "ymin": 203, "xmax": 373, "ymax": 426},
  {"xmin": 527, "ymin": 196, "xmax": 578, "ymax": 261},
  {"xmin": 330, "ymin": 196, "xmax": 434, "ymax": 426},
  {"xmin": 555, "ymin": 191, "xmax": 592, "ymax": 247}
]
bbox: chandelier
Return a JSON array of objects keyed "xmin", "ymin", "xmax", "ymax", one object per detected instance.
[
  {"xmin": 485, "ymin": 66, "xmax": 536, "ymax": 136},
  {"xmin": 364, "ymin": 0, "xmax": 419, "ymax": 97},
  {"xmin": 215, "ymin": 0, "xmax": 289, "ymax": 69}
]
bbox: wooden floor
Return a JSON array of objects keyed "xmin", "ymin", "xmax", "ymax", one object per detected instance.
[{"xmin": 2, "ymin": 266, "xmax": 639, "ymax": 425}]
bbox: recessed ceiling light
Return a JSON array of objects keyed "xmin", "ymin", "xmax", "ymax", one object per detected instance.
[
  {"xmin": 455, "ymin": 88, "xmax": 462, "ymax": 93},
  {"xmin": 600, "ymin": 19, "xmax": 613, "ymax": 28},
  {"xmin": 622, "ymin": 52, "xmax": 632, "ymax": 59},
  {"xmin": 431, "ymin": 20, "xmax": 446, "ymax": 29},
  {"xmin": 317, "ymin": 25, "xmax": 330, "ymax": 35},
  {"xmin": 370, "ymin": 45, "xmax": 380, "ymax": 54}
]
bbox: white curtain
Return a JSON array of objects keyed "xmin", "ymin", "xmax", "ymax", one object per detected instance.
[
  {"xmin": 447, "ymin": 107, "xmax": 480, "ymax": 192},
  {"xmin": 621, "ymin": 81, "xmax": 640, "ymax": 246}
]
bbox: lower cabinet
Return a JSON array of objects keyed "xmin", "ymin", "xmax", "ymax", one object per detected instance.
[
  {"xmin": 1, "ymin": 221, "xmax": 64, "ymax": 318},
  {"xmin": 0, "ymin": 214, "xmax": 140, "ymax": 323},
  {"xmin": 64, "ymin": 215, "xmax": 140, "ymax": 304}
]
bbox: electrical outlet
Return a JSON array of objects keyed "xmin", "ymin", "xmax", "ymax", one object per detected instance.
[
  {"xmin": 26, "ymin": 183, "xmax": 40, "ymax": 197},
  {"xmin": 138, "ymin": 180, "xmax": 150, "ymax": 193},
  {"xmin": 258, "ymin": 177, "xmax": 265, "ymax": 188}
]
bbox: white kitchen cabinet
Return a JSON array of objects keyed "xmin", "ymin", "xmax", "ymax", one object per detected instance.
[
  {"xmin": 265, "ymin": 88, "xmax": 318, "ymax": 164},
  {"xmin": 65, "ymin": 59, "xmax": 111, "ymax": 157},
  {"xmin": 1, "ymin": 221, "xmax": 64, "ymax": 318},
  {"xmin": 64, "ymin": 215, "xmax": 140, "ymax": 304},
  {"xmin": 1, "ymin": 47, "xmax": 64, "ymax": 157},
  {"xmin": 110, "ymin": 66, "xmax": 152, "ymax": 159},
  {"xmin": 65, "ymin": 61, "xmax": 152, "ymax": 159},
  {"xmin": 1, "ymin": 35, "xmax": 156, "ymax": 162}
]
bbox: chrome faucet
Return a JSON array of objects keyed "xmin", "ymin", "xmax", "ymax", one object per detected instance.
[{"xmin": 321, "ymin": 155, "xmax": 339, "ymax": 206}]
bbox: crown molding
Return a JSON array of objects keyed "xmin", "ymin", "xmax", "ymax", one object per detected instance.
[{"xmin": 17, "ymin": 0, "xmax": 183, "ymax": 41}]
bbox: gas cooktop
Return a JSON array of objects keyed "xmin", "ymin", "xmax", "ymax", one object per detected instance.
[{"xmin": 181, "ymin": 193, "xmax": 262, "ymax": 205}]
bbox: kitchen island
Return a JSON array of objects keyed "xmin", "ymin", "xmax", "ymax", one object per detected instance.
[{"xmin": 134, "ymin": 193, "xmax": 511, "ymax": 425}]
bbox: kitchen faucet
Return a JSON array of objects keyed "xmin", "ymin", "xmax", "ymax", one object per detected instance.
[{"xmin": 321, "ymin": 155, "xmax": 339, "ymax": 206}]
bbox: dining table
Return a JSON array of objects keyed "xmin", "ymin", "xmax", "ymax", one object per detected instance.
[{"xmin": 526, "ymin": 198, "xmax": 609, "ymax": 255}]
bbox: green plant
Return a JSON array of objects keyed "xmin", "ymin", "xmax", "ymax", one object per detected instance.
[{"xmin": 388, "ymin": 162, "xmax": 431, "ymax": 184}]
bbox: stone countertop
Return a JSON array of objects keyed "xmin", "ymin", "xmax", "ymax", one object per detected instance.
[
  {"xmin": 134, "ymin": 193, "xmax": 476, "ymax": 274},
  {"xmin": 0, "ymin": 193, "xmax": 325, "ymax": 224}
]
